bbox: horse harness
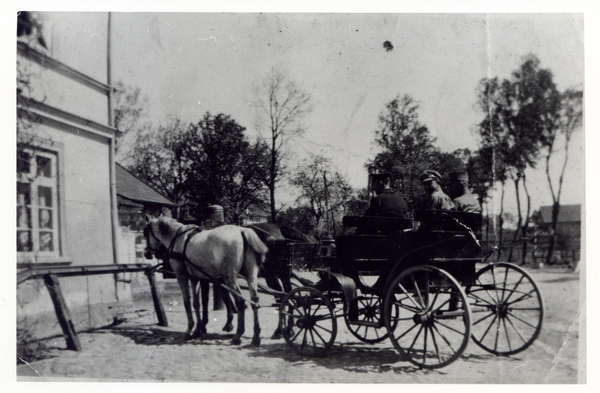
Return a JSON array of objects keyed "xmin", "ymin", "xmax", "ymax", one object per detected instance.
[{"xmin": 145, "ymin": 223, "xmax": 228, "ymax": 284}]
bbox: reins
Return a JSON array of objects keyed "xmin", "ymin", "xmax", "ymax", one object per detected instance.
[{"xmin": 247, "ymin": 224, "xmax": 307, "ymax": 244}]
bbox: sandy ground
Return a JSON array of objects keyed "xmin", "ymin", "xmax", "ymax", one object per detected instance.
[{"xmin": 15, "ymin": 265, "xmax": 583, "ymax": 384}]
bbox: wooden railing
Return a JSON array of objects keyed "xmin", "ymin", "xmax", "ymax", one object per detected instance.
[{"xmin": 17, "ymin": 263, "xmax": 168, "ymax": 351}]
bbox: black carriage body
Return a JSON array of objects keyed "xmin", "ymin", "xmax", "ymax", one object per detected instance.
[{"xmin": 334, "ymin": 211, "xmax": 483, "ymax": 291}]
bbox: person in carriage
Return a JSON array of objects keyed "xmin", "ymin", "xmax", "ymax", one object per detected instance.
[
  {"xmin": 364, "ymin": 173, "xmax": 408, "ymax": 218},
  {"xmin": 447, "ymin": 171, "xmax": 482, "ymax": 213},
  {"xmin": 416, "ymin": 169, "xmax": 454, "ymax": 211}
]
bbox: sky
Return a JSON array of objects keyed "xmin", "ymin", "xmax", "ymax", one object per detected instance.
[
  {"xmin": 4, "ymin": 2, "xmax": 592, "ymax": 220},
  {"xmin": 106, "ymin": 12, "xmax": 585, "ymax": 218}
]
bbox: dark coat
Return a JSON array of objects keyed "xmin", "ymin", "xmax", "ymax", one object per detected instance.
[{"xmin": 364, "ymin": 189, "xmax": 408, "ymax": 218}]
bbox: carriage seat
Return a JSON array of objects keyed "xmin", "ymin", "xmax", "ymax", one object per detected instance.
[
  {"xmin": 343, "ymin": 216, "xmax": 413, "ymax": 234},
  {"xmin": 413, "ymin": 210, "xmax": 482, "ymax": 237}
]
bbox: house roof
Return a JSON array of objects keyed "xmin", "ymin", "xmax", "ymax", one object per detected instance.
[
  {"xmin": 115, "ymin": 163, "xmax": 176, "ymax": 206},
  {"xmin": 539, "ymin": 204, "xmax": 581, "ymax": 223}
]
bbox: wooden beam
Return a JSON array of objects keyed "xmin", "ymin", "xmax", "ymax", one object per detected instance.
[
  {"xmin": 144, "ymin": 269, "xmax": 168, "ymax": 327},
  {"xmin": 18, "ymin": 263, "xmax": 153, "ymax": 284},
  {"xmin": 43, "ymin": 274, "xmax": 82, "ymax": 351}
]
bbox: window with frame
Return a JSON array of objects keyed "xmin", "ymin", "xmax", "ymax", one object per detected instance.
[{"xmin": 17, "ymin": 147, "xmax": 61, "ymax": 259}]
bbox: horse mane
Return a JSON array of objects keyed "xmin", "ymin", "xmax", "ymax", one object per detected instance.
[{"xmin": 156, "ymin": 216, "xmax": 193, "ymax": 239}]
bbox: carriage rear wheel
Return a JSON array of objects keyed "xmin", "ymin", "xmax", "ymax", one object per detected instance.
[
  {"xmin": 344, "ymin": 295, "xmax": 396, "ymax": 344},
  {"xmin": 383, "ymin": 265, "xmax": 472, "ymax": 369},
  {"xmin": 279, "ymin": 286, "xmax": 337, "ymax": 357},
  {"xmin": 467, "ymin": 263, "xmax": 544, "ymax": 356}
]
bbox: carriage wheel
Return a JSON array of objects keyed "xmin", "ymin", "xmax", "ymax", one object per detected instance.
[
  {"xmin": 383, "ymin": 265, "xmax": 472, "ymax": 369},
  {"xmin": 344, "ymin": 295, "xmax": 395, "ymax": 344},
  {"xmin": 467, "ymin": 263, "xmax": 543, "ymax": 356},
  {"xmin": 279, "ymin": 286, "xmax": 337, "ymax": 357}
]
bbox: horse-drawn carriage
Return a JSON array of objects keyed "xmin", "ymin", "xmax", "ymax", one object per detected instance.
[
  {"xmin": 277, "ymin": 210, "xmax": 544, "ymax": 369},
  {"xmin": 144, "ymin": 200, "xmax": 544, "ymax": 370}
]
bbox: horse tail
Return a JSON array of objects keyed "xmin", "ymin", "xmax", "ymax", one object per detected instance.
[{"xmin": 241, "ymin": 228, "xmax": 268, "ymax": 267}]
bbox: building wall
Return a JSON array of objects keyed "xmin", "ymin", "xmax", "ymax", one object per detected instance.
[{"xmin": 17, "ymin": 12, "xmax": 125, "ymax": 339}]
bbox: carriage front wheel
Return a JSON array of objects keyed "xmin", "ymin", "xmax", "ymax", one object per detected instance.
[
  {"xmin": 467, "ymin": 263, "xmax": 544, "ymax": 356},
  {"xmin": 279, "ymin": 286, "xmax": 337, "ymax": 357},
  {"xmin": 383, "ymin": 265, "xmax": 472, "ymax": 369}
]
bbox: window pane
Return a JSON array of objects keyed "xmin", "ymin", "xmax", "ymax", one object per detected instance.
[
  {"xmin": 39, "ymin": 232, "xmax": 54, "ymax": 252},
  {"xmin": 36, "ymin": 156, "xmax": 52, "ymax": 178},
  {"xmin": 17, "ymin": 231, "xmax": 31, "ymax": 252},
  {"xmin": 39, "ymin": 208, "xmax": 53, "ymax": 229},
  {"xmin": 17, "ymin": 182, "xmax": 31, "ymax": 205},
  {"xmin": 17, "ymin": 206, "xmax": 31, "ymax": 229},
  {"xmin": 17, "ymin": 151, "xmax": 31, "ymax": 174},
  {"xmin": 38, "ymin": 185, "xmax": 52, "ymax": 208}
]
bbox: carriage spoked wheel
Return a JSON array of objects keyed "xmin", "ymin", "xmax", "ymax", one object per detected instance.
[
  {"xmin": 344, "ymin": 295, "xmax": 396, "ymax": 344},
  {"xmin": 467, "ymin": 262, "xmax": 544, "ymax": 356},
  {"xmin": 279, "ymin": 286, "xmax": 337, "ymax": 357},
  {"xmin": 383, "ymin": 265, "xmax": 472, "ymax": 369}
]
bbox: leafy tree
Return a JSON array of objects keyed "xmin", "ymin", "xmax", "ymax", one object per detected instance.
[
  {"xmin": 368, "ymin": 94, "xmax": 458, "ymax": 209},
  {"xmin": 17, "ymin": 11, "xmax": 50, "ymax": 161},
  {"xmin": 540, "ymin": 88, "xmax": 583, "ymax": 264},
  {"xmin": 126, "ymin": 113, "xmax": 269, "ymax": 223},
  {"xmin": 126, "ymin": 117, "xmax": 191, "ymax": 217},
  {"xmin": 289, "ymin": 154, "xmax": 355, "ymax": 239},
  {"xmin": 275, "ymin": 205, "xmax": 315, "ymax": 237},
  {"xmin": 476, "ymin": 55, "xmax": 557, "ymax": 261},
  {"xmin": 113, "ymin": 81, "xmax": 151, "ymax": 162},
  {"xmin": 184, "ymin": 113, "xmax": 269, "ymax": 223},
  {"xmin": 253, "ymin": 67, "xmax": 313, "ymax": 221}
]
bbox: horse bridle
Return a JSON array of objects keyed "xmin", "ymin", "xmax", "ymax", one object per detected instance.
[
  {"xmin": 144, "ymin": 223, "xmax": 164, "ymax": 254},
  {"xmin": 144, "ymin": 222, "xmax": 200, "ymax": 261}
]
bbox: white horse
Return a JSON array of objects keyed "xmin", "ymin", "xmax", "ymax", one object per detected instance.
[{"xmin": 143, "ymin": 216, "xmax": 268, "ymax": 346}]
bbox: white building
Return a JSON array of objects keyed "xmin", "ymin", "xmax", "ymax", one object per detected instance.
[{"xmin": 17, "ymin": 12, "xmax": 138, "ymax": 339}]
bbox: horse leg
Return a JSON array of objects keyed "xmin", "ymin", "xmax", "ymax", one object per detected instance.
[
  {"xmin": 248, "ymin": 282, "xmax": 261, "ymax": 346},
  {"xmin": 220, "ymin": 287, "xmax": 235, "ymax": 332},
  {"xmin": 200, "ymin": 279, "xmax": 210, "ymax": 330},
  {"xmin": 190, "ymin": 278, "xmax": 205, "ymax": 338},
  {"xmin": 171, "ymin": 259, "xmax": 195, "ymax": 339},
  {"xmin": 271, "ymin": 258, "xmax": 293, "ymax": 340},
  {"xmin": 231, "ymin": 294, "xmax": 246, "ymax": 345}
]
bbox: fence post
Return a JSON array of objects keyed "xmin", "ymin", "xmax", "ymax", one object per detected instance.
[
  {"xmin": 43, "ymin": 274, "xmax": 82, "ymax": 351},
  {"xmin": 144, "ymin": 269, "xmax": 168, "ymax": 327}
]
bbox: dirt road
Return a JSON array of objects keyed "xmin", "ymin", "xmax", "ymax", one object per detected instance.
[{"xmin": 15, "ymin": 265, "xmax": 583, "ymax": 383}]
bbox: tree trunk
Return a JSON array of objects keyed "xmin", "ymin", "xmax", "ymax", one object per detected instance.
[
  {"xmin": 545, "ymin": 202, "xmax": 561, "ymax": 265},
  {"xmin": 269, "ymin": 134, "xmax": 277, "ymax": 222},
  {"xmin": 521, "ymin": 175, "xmax": 532, "ymax": 264},
  {"xmin": 508, "ymin": 176, "xmax": 522, "ymax": 262}
]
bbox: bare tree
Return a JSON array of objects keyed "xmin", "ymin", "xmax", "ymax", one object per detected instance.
[{"xmin": 253, "ymin": 67, "xmax": 313, "ymax": 221}]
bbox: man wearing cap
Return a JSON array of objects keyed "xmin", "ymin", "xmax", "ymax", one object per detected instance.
[
  {"xmin": 417, "ymin": 169, "xmax": 454, "ymax": 211},
  {"xmin": 364, "ymin": 173, "xmax": 408, "ymax": 218},
  {"xmin": 448, "ymin": 171, "xmax": 482, "ymax": 213}
]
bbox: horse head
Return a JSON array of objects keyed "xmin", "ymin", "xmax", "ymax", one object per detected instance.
[{"xmin": 143, "ymin": 219, "xmax": 164, "ymax": 260}]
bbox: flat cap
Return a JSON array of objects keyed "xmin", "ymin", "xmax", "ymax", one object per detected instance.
[
  {"xmin": 449, "ymin": 171, "xmax": 468, "ymax": 182},
  {"xmin": 419, "ymin": 170, "xmax": 442, "ymax": 183}
]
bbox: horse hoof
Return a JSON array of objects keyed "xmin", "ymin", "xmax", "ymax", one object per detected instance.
[
  {"xmin": 252, "ymin": 337, "xmax": 261, "ymax": 346},
  {"xmin": 223, "ymin": 324, "xmax": 234, "ymax": 332},
  {"xmin": 231, "ymin": 337, "xmax": 242, "ymax": 345},
  {"xmin": 270, "ymin": 332, "xmax": 282, "ymax": 340}
]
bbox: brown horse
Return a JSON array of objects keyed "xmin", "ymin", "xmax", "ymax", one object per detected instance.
[{"xmin": 144, "ymin": 216, "xmax": 268, "ymax": 345}]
